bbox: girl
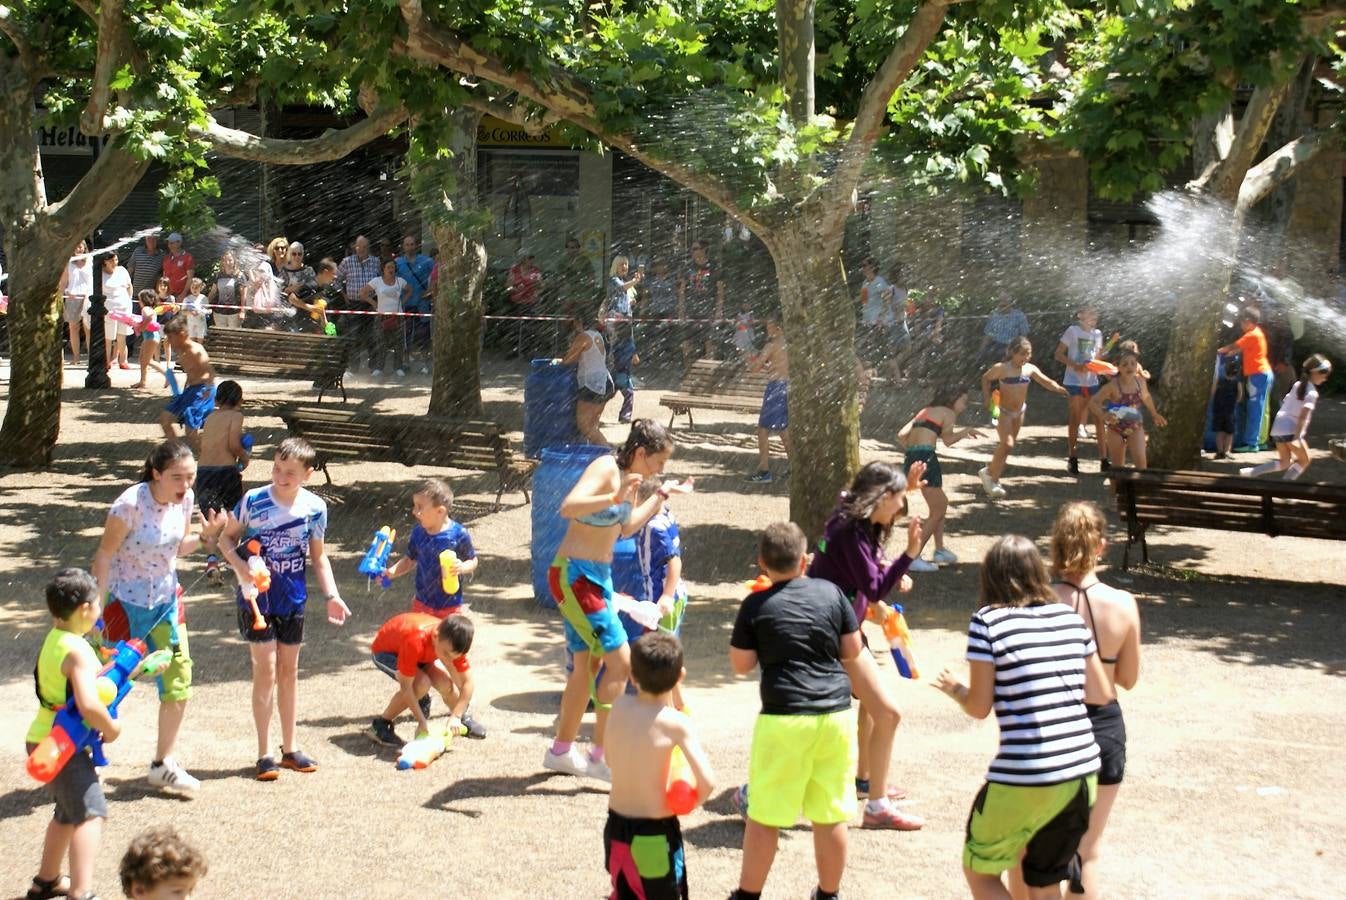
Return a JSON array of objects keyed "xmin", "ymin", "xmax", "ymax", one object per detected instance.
[
  {"xmin": 1241, "ymin": 353, "xmax": 1333, "ymax": 480},
  {"xmin": 935, "ymin": 535, "xmax": 1105, "ymax": 900},
  {"xmin": 1050, "ymin": 501, "xmax": 1142, "ymax": 900},
  {"xmin": 360, "ymin": 257, "xmax": 411, "ymax": 377},
  {"xmin": 897, "ymin": 383, "xmax": 982, "ymax": 572},
  {"xmin": 132, "ymin": 289, "xmax": 162, "ymax": 390},
  {"xmin": 978, "ymin": 336, "xmax": 1067, "ymax": 498},
  {"xmin": 558, "ymin": 312, "xmax": 614, "ymax": 445},
  {"xmin": 58, "ymin": 239, "xmax": 92, "ymax": 366},
  {"xmin": 208, "ymin": 250, "xmax": 243, "ymax": 329},
  {"xmin": 91, "ymin": 439, "xmax": 227, "ymax": 796},
  {"xmin": 808, "ymin": 461, "xmax": 926, "ymax": 831},
  {"xmin": 544, "ymin": 420, "xmax": 692, "ymax": 781},
  {"xmin": 1055, "ymin": 306, "xmax": 1108, "ymax": 475},
  {"xmin": 100, "ymin": 251, "xmax": 134, "ymax": 371},
  {"xmin": 1088, "ymin": 352, "xmax": 1167, "ymax": 470}
]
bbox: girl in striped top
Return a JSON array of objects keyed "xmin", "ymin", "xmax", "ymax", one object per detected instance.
[{"xmin": 935, "ymin": 535, "xmax": 1104, "ymax": 899}]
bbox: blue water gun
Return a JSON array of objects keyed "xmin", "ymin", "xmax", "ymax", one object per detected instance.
[{"xmin": 358, "ymin": 526, "xmax": 396, "ymax": 589}]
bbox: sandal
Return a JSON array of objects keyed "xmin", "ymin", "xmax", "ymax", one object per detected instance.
[{"xmin": 28, "ymin": 874, "xmax": 70, "ymax": 899}]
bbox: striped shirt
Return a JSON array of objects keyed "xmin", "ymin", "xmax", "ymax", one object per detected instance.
[{"xmin": 966, "ymin": 602, "xmax": 1101, "ymax": 786}]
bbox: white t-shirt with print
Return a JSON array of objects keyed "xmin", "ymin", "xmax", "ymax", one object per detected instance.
[
  {"xmin": 1059, "ymin": 324, "xmax": 1103, "ymax": 387},
  {"xmin": 107, "ymin": 482, "xmax": 193, "ymax": 609},
  {"xmin": 367, "ymin": 276, "xmax": 408, "ymax": 315}
]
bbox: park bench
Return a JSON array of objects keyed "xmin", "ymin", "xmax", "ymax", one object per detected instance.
[
  {"xmin": 1111, "ymin": 468, "xmax": 1346, "ymax": 569},
  {"xmin": 659, "ymin": 359, "xmax": 772, "ymax": 428},
  {"xmin": 205, "ymin": 327, "xmax": 353, "ymax": 403},
  {"xmin": 276, "ymin": 404, "xmax": 537, "ymax": 509}
]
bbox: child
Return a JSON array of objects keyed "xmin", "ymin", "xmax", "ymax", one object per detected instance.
[
  {"xmin": 1209, "ymin": 358, "xmax": 1243, "ymax": 460},
  {"xmin": 1088, "ymin": 351, "xmax": 1167, "ymax": 470},
  {"xmin": 367, "ymin": 612, "xmax": 484, "ymax": 745},
  {"xmin": 196, "ymin": 380, "xmax": 248, "ymax": 581},
  {"xmin": 1055, "ymin": 305, "xmax": 1108, "ymax": 475},
  {"xmin": 154, "ymin": 276, "xmax": 176, "ymax": 368},
  {"xmin": 1240, "ymin": 353, "xmax": 1333, "ymax": 480},
  {"xmin": 747, "ymin": 317, "xmax": 790, "ymax": 483},
  {"xmin": 733, "ymin": 302, "xmax": 756, "ymax": 361},
  {"xmin": 605, "ymin": 632, "xmax": 715, "ymax": 900},
  {"xmin": 728, "ymin": 522, "xmax": 861, "ymax": 900},
  {"xmin": 26, "ymin": 569, "xmax": 122, "ymax": 900},
  {"xmin": 1217, "ymin": 304, "xmax": 1274, "ymax": 452},
  {"xmin": 897, "ymin": 382, "xmax": 982, "ymax": 571},
  {"xmin": 154, "ymin": 319, "xmax": 216, "ymax": 449},
  {"xmin": 978, "ymin": 336, "xmax": 1068, "ymax": 498},
  {"xmin": 132, "ymin": 288, "xmax": 162, "ymax": 390},
  {"xmin": 180, "ymin": 277, "xmax": 209, "ymax": 341},
  {"xmin": 612, "ymin": 336, "xmax": 640, "ymax": 425},
  {"xmin": 118, "ymin": 827, "xmax": 208, "ymax": 899},
  {"xmin": 380, "ymin": 478, "xmax": 479, "ymax": 618},
  {"xmin": 934, "ymin": 535, "xmax": 1104, "ymax": 899},
  {"xmin": 217, "ymin": 437, "xmax": 350, "ymax": 780},
  {"xmin": 1050, "ymin": 502, "xmax": 1143, "ymax": 900}
]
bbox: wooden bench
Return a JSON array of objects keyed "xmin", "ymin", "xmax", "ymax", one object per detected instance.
[
  {"xmin": 1111, "ymin": 468, "xmax": 1346, "ymax": 569},
  {"xmin": 205, "ymin": 327, "xmax": 353, "ymax": 402},
  {"xmin": 659, "ymin": 359, "xmax": 772, "ymax": 428},
  {"xmin": 276, "ymin": 404, "xmax": 537, "ymax": 509}
]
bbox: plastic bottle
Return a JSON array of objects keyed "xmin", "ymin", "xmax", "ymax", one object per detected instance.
[{"xmin": 439, "ymin": 549, "xmax": 460, "ymax": 595}]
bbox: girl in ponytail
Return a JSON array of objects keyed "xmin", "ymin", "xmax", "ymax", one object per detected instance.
[{"xmin": 1242, "ymin": 354, "xmax": 1332, "ymax": 480}]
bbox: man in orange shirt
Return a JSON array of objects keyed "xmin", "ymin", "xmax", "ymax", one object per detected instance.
[
  {"xmin": 368, "ymin": 612, "xmax": 485, "ymax": 746},
  {"xmin": 1217, "ymin": 304, "xmax": 1273, "ymax": 452}
]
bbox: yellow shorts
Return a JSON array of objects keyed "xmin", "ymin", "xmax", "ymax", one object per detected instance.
[
  {"xmin": 145, "ymin": 617, "xmax": 193, "ymax": 702},
  {"xmin": 747, "ymin": 709, "xmax": 857, "ymax": 827}
]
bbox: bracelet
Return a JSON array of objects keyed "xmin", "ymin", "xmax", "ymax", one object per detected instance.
[{"xmin": 657, "ymin": 487, "xmax": 670, "ymax": 500}]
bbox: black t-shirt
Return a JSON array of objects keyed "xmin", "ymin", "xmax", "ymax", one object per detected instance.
[
  {"xmin": 730, "ymin": 577, "xmax": 859, "ymax": 716},
  {"xmin": 683, "ymin": 260, "xmax": 720, "ymax": 317}
]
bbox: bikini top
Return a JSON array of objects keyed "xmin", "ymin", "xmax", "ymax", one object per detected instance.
[
  {"xmin": 1116, "ymin": 387, "xmax": 1142, "ymax": 408},
  {"xmin": 577, "ymin": 500, "xmax": 633, "ymax": 527},
  {"xmin": 999, "ymin": 370, "xmax": 1031, "ymax": 385},
  {"xmin": 912, "ymin": 409, "xmax": 944, "ymax": 437},
  {"xmin": 1055, "ymin": 579, "xmax": 1118, "ymax": 664}
]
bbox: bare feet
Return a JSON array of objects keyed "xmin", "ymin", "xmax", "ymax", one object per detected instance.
[{"xmin": 131, "ymin": 381, "xmax": 145, "ymax": 388}]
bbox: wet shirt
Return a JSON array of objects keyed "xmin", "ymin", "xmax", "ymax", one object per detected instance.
[
  {"xmin": 407, "ymin": 521, "xmax": 476, "ymax": 611},
  {"xmin": 108, "ymin": 482, "xmax": 193, "ymax": 609},
  {"xmin": 636, "ymin": 510, "xmax": 685, "ymax": 603},
  {"xmin": 232, "ymin": 486, "xmax": 328, "ymax": 617},
  {"xmin": 372, "ymin": 612, "xmax": 471, "ymax": 677}
]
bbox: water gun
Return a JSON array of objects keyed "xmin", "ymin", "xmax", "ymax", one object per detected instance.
[
  {"xmin": 25, "ymin": 639, "xmax": 173, "ymax": 782},
  {"xmin": 666, "ymin": 746, "xmax": 698, "ymax": 815},
  {"xmin": 240, "ymin": 539, "xmax": 269, "ymax": 630},
  {"xmin": 154, "ymin": 302, "xmax": 179, "ymax": 316},
  {"xmin": 866, "ymin": 602, "xmax": 919, "ymax": 679},
  {"xmin": 1085, "ymin": 359, "xmax": 1119, "ymax": 377},
  {"xmin": 107, "ymin": 310, "xmax": 160, "ymax": 334},
  {"xmin": 989, "ymin": 388, "xmax": 1000, "ymax": 421},
  {"xmin": 742, "ymin": 574, "xmax": 772, "ymax": 593},
  {"xmin": 238, "ymin": 433, "xmax": 254, "ymax": 472},
  {"xmin": 309, "ymin": 298, "xmax": 327, "ymax": 321},
  {"xmin": 439, "ymin": 549, "xmax": 460, "ymax": 595},
  {"xmin": 615, "ymin": 593, "xmax": 661, "ymax": 632},
  {"xmin": 164, "ymin": 367, "xmax": 181, "ymax": 398},
  {"xmin": 396, "ymin": 723, "xmax": 466, "ymax": 770},
  {"xmin": 358, "ymin": 526, "xmax": 396, "ymax": 589}
]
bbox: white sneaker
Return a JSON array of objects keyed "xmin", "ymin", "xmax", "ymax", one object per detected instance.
[
  {"xmin": 1238, "ymin": 466, "xmax": 1254, "ymax": 477},
  {"xmin": 908, "ymin": 558, "xmax": 939, "ymax": 573},
  {"xmin": 148, "ymin": 757, "xmax": 200, "ymax": 794},
  {"xmin": 932, "ymin": 548, "xmax": 959, "ymax": 565},
  {"xmin": 542, "ymin": 746, "xmax": 589, "ymax": 777},
  {"xmin": 370, "ymin": 369, "xmax": 382, "ymax": 377},
  {"xmin": 419, "ymin": 365, "xmax": 430, "ymax": 375},
  {"xmin": 585, "ymin": 756, "xmax": 612, "ymax": 783},
  {"xmin": 978, "ymin": 467, "xmax": 996, "ymax": 495},
  {"xmin": 989, "ymin": 482, "xmax": 1008, "ymax": 499},
  {"xmin": 395, "ymin": 368, "xmax": 407, "ymax": 378}
]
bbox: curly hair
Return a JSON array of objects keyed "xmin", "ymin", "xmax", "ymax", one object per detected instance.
[
  {"xmin": 1050, "ymin": 501, "xmax": 1106, "ymax": 577},
  {"xmin": 119, "ymin": 827, "xmax": 207, "ymax": 894}
]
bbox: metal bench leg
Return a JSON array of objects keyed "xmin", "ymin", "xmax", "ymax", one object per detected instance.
[{"xmin": 321, "ymin": 462, "xmax": 333, "ymax": 486}]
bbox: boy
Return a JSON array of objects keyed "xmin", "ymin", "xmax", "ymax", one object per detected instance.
[
  {"xmin": 196, "ymin": 379, "xmax": 248, "ymax": 582},
  {"xmin": 1217, "ymin": 304, "xmax": 1274, "ymax": 452},
  {"xmin": 381, "ymin": 478, "xmax": 478, "ymax": 619},
  {"xmin": 154, "ymin": 318, "xmax": 215, "ymax": 449},
  {"xmin": 180, "ymin": 277, "xmax": 209, "ymax": 340},
  {"xmin": 285, "ymin": 257, "xmax": 338, "ymax": 334},
  {"xmin": 26, "ymin": 569, "xmax": 123, "ymax": 900},
  {"xmin": 746, "ymin": 318, "xmax": 790, "ymax": 483},
  {"xmin": 728, "ymin": 522, "xmax": 862, "ymax": 900},
  {"xmin": 1209, "ymin": 357, "xmax": 1243, "ymax": 460},
  {"xmin": 635, "ymin": 481, "xmax": 688, "ymax": 710},
  {"xmin": 604, "ymin": 632, "xmax": 714, "ymax": 900},
  {"xmin": 367, "ymin": 612, "xmax": 485, "ymax": 746},
  {"xmin": 217, "ymin": 437, "xmax": 350, "ymax": 780},
  {"xmin": 119, "ymin": 827, "xmax": 208, "ymax": 899}
]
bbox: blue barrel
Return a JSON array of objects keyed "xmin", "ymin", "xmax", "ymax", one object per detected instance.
[
  {"xmin": 524, "ymin": 359, "xmax": 582, "ymax": 458},
  {"xmin": 531, "ymin": 444, "xmax": 612, "ymax": 607}
]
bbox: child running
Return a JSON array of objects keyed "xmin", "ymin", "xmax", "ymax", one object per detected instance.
[
  {"xmin": 1240, "ymin": 354, "xmax": 1333, "ymax": 480},
  {"xmin": 935, "ymin": 535, "xmax": 1103, "ymax": 900},
  {"xmin": 155, "ymin": 318, "xmax": 216, "ymax": 450},
  {"xmin": 1087, "ymin": 351, "xmax": 1167, "ymax": 470},
  {"xmin": 897, "ymin": 382, "xmax": 982, "ymax": 572},
  {"xmin": 1055, "ymin": 306, "xmax": 1108, "ymax": 475},
  {"xmin": 1049, "ymin": 501, "xmax": 1142, "ymax": 900},
  {"xmin": 747, "ymin": 317, "xmax": 790, "ymax": 483},
  {"xmin": 978, "ymin": 336, "xmax": 1067, "ymax": 498},
  {"xmin": 380, "ymin": 478, "xmax": 479, "ymax": 618},
  {"xmin": 132, "ymin": 289, "xmax": 162, "ymax": 390},
  {"xmin": 368, "ymin": 612, "xmax": 484, "ymax": 746},
  {"xmin": 729, "ymin": 522, "xmax": 861, "ymax": 900},
  {"xmin": 118, "ymin": 827, "xmax": 208, "ymax": 899},
  {"xmin": 604, "ymin": 632, "xmax": 715, "ymax": 900},
  {"xmin": 217, "ymin": 437, "xmax": 350, "ymax": 781}
]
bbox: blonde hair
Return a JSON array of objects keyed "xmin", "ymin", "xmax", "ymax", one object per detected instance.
[
  {"xmin": 1051, "ymin": 500, "xmax": 1106, "ymax": 577},
  {"xmin": 609, "ymin": 255, "xmax": 629, "ymax": 277},
  {"xmin": 265, "ymin": 236, "xmax": 288, "ymax": 259}
]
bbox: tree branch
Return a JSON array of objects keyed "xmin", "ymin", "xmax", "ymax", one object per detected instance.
[
  {"xmin": 461, "ymin": 93, "xmax": 557, "ymax": 136},
  {"xmin": 0, "ymin": 6, "xmax": 32, "ymax": 56},
  {"xmin": 190, "ymin": 103, "xmax": 408, "ymax": 164},
  {"xmin": 80, "ymin": 0, "xmax": 127, "ymax": 136},
  {"xmin": 1239, "ymin": 123, "xmax": 1341, "ymax": 209},
  {"xmin": 47, "ymin": 142, "xmax": 153, "ymax": 241},
  {"xmin": 1194, "ymin": 77, "xmax": 1294, "ymax": 203}
]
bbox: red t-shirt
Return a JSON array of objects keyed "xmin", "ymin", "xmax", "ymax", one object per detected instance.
[
  {"xmin": 1235, "ymin": 327, "xmax": 1270, "ymax": 376},
  {"xmin": 508, "ymin": 264, "xmax": 542, "ymax": 306},
  {"xmin": 371, "ymin": 612, "xmax": 470, "ymax": 677},
  {"xmin": 162, "ymin": 251, "xmax": 194, "ymax": 298}
]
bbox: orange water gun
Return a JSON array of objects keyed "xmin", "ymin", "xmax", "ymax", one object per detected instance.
[
  {"xmin": 742, "ymin": 574, "xmax": 772, "ymax": 593},
  {"xmin": 865, "ymin": 603, "xmax": 919, "ymax": 679}
]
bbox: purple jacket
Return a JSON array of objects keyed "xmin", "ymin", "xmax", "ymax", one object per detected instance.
[{"xmin": 808, "ymin": 511, "xmax": 913, "ymax": 622}]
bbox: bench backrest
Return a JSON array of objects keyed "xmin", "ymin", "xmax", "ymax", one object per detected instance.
[
  {"xmin": 676, "ymin": 359, "xmax": 770, "ymax": 400},
  {"xmin": 206, "ymin": 327, "xmax": 352, "ymax": 371},
  {"xmin": 279, "ymin": 405, "xmax": 518, "ymax": 471}
]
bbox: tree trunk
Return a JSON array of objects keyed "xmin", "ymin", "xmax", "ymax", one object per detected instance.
[
  {"xmin": 760, "ymin": 222, "xmax": 859, "ymax": 536},
  {"xmin": 0, "ymin": 236, "xmax": 68, "ymax": 466}
]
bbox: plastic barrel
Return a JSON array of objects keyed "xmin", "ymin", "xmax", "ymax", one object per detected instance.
[
  {"xmin": 524, "ymin": 359, "xmax": 582, "ymax": 458},
  {"xmin": 531, "ymin": 444, "xmax": 612, "ymax": 607}
]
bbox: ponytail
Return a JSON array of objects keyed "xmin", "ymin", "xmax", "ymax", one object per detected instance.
[
  {"xmin": 615, "ymin": 419, "xmax": 674, "ymax": 470},
  {"xmin": 1298, "ymin": 354, "xmax": 1332, "ymax": 401},
  {"xmin": 140, "ymin": 439, "xmax": 195, "ymax": 483}
]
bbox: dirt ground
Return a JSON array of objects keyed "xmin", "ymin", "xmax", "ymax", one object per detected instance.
[{"xmin": 1, "ymin": 355, "xmax": 1344, "ymax": 900}]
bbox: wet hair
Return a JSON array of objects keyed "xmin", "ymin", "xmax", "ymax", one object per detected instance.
[
  {"xmin": 162, "ymin": 317, "xmax": 186, "ymax": 337},
  {"xmin": 1050, "ymin": 501, "xmax": 1106, "ymax": 577},
  {"xmin": 1005, "ymin": 336, "xmax": 1031, "ymax": 360},
  {"xmin": 636, "ymin": 476, "xmax": 663, "ymax": 504},
  {"xmin": 119, "ymin": 827, "xmax": 208, "ymax": 894},
  {"xmin": 1076, "ymin": 304, "xmax": 1098, "ymax": 317},
  {"xmin": 1222, "ymin": 358, "xmax": 1241, "ymax": 380},
  {"xmin": 759, "ymin": 521, "xmax": 806, "ymax": 573},
  {"xmin": 979, "ymin": 535, "xmax": 1058, "ymax": 609},
  {"xmin": 862, "ymin": 257, "xmax": 878, "ymax": 270},
  {"xmin": 316, "ymin": 258, "xmax": 338, "ymax": 275},
  {"xmin": 1298, "ymin": 354, "xmax": 1333, "ymax": 400},
  {"xmin": 929, "ymin": 381, "xmax": 969, "ymax": 410},
  {"xmin": 46, "ymin": 568, "xmax": 98, "ymax": 620},
  {"xmin": 610, "ymin": 255, "xmax": 630, "ymax": 277},
  {"xmin": 1240, "ymin": 305, "xmax": 1261, "ymax": 325},
  {"xmin": 1116, "ymin": 349, "xmax": 1140, "ymax": 369},
  {"xmin": 137, "ymin": 288, "xmax": 158, "ymax": 309},
  {"xmin": 616, "ymin": 419, "xmax": 673, "ymax": 470},
  {"xmin": 214, "ymin": 379, "xmax": 243, "ymax": 407},
  {"xmin": 275, "ymin": 436, "xmax": 317, "ymax": 469},
  {"xmin": 139, "ymin": 438, "xmax": 195, "ymax": 483},
  {"xmin": 416, "ymin": 478, "xmax": 454, "ymax": 512},
  {"xmin": 436, "ymin": 615, "xmax": 474, "ymax": 655},
  {"xmin": 630, "ymin": 632, "xmax": 683, "ymax": 695},
  {"xmin": 835, "ymin": 462, "xmax": 908, "ymax": 545}
]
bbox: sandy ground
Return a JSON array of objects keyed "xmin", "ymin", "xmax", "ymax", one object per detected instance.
[{"xmin": 1, "ymin": 354, "xmax": 1345, "ymax": 900}]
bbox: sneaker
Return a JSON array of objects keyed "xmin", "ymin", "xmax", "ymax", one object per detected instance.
[
  {"xmin": 418, "ymin": 694, "xmax": 432, "ymax": 719},
  {"xmin": 1238, "ymin": 466, "xmax": 1255, "ymax": 477},
  {"xmin": 460, "ymin": 711, "xmax": 487, "ymax": 740},
  {"xmin": 204, "ymin": 555, "xmax": 222, "ymax": 585},
  {"xmin": 855, "ymin": 778, "xmax": 909, "ymax": 801},
  {"xmin": 543, "ymin": 745, "xmax": 590, "ymax": 777},
  {"xmin": 585, "ymin": 755, "xmax": 612, "ymax": 782},
  {"xmin": 978, "ymin": 466, "xmax": 996, "ymax": 495},
  {"xmin": 1233, "ymin": 445, "xmax": 1260, "ymax": 454},
  {"xmin": 255, "ymin": 756, "xmax": 280, "ymax": 781},
  {"xmin": 990, "ymin": 482, "xmax": 1007, "ymax": 498},
  {"xmin": 1214, "ymin": 452, "xmax": 1229, "ymax": 460},
  {"xmin": 746, "ymin": 470, "xmax": 773, "ymax": 483},
  {"xmin": 370, "ymin": 369, "xmax": 383, "ymax": 377},
  {"xmin": 1100, "ymin": 458, "xmax": 1111, "ymax": 473},
  {"xmin": 908, "ymin": 558, "xmax": 939, "ymax": 573},
  {"xmin": 148, "ymin": 757, "xmax": 200, "ymax": 794},
  {"xmin": 419, "ymin": 366, "xmax": 430, "ymax": 375},
  {"xmin": 863, "ymin": 800, "xmax": 925, "ymax": 831},
  {"xmin": 395, "ymin": 368, "xmax": 407, "ymax": 378},
  {"xmin": 931, "ymin": 548, "xmax": 958, "ymax": 565},
  {"xmin": 731, "ymin": 783, "xmax": 749, "ymax": 819},
  {"xmin": 343, "ymin": 369, "xmax": 356, "ymax": 380},
  {"xmin": 367, "ymin": 717, "xmax": 403, "ymax": 748},
  {"xmin": 279, "ymin": 750, "xmax": 317, "ymax": 773},
  {"xmin": 1067, "ymin": 456, "xmax": 1080, "ymax": 475}
]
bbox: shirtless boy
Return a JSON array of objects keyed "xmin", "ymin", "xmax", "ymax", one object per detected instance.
[{"xmin": 153, "ymin": 318, "xmax": 216, "ymax": 449}]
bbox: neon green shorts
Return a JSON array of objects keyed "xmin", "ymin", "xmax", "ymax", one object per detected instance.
[
  {"xmin": 964, "ymin": 776, "xmax": 1097, "ymax": 886},
  {"xmin": 747, "ymin": 709, "xmax": 857, "ymax": 827},
  {"xmin": 103, "ymin": 599, "xmax": 193, "ymax": 702}
]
